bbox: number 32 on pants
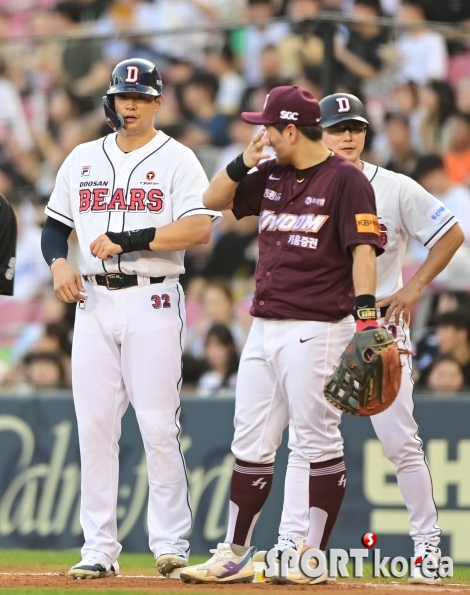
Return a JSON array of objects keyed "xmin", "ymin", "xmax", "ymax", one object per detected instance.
[{"xmin": 151, "ymin": 294, "xmax": 171, "ymax": 309}]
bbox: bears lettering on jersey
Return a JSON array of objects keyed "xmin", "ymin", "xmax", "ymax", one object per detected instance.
[{"xmin": 79, "ymin": 187, "xmax": 165, "ymax": 213}]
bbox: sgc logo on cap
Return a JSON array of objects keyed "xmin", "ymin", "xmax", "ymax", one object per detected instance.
[{"xmin": 280, "ymin": 111, "xmax": 299, "ymax": 120}]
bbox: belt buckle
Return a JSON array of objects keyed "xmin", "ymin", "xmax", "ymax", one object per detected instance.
[{"xmin": 105, "ymin": 273, "xmax": 123, "ymax": 290}]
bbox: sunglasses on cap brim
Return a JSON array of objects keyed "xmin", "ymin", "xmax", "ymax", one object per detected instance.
[{"xmin": 325, "ymin": 123, "xmax": 368, "ymax": 134}]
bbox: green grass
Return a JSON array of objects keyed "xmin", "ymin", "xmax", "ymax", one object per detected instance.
[{"xmin": 453, "ymin": 566, "xmax": 470, "ymax": 583}]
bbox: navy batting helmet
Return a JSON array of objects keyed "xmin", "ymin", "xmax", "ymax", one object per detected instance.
[
  {"xmin": 103, "ymin": 58, "xmax": 163, "ymax": 131},
  {"xmin": 319, "ymin": 93, "xmax": 369, "ymax": 128}
]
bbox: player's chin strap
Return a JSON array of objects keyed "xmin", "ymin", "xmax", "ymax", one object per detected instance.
[{"xmin": 102, "ymin": 96, "xmax": 124, "ymax": 132}]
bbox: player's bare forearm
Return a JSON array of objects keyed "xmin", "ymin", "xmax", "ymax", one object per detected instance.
[
  {"xmin": 351, "ymin": 244, "xmax": 377, "ymax": 296},
  {"xmin": 149, "ymin": 214, "xmax": 212, "ymax": 251},
  {"xmin": 204, "ymin": 128, "xmax": 270, "ymax": 211},
  {"xmin": 377, "ymin": 223, "xmax": 464, "ymax": 324},
  {"xmin": 51, "ymin": 258, "xmax": 86, "ymax": 303},
  {"xmin": 408, "ymin": 224, "xmax": 464, "ymax": 291},
  {"xmin": 203, "ymin": 169, "xmax": 239, "ymax": 211}
]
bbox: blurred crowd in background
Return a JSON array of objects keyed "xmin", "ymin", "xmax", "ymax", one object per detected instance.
[{"xmin": 0, "ymin": 0, "xmax": 469, "ymax": 396}]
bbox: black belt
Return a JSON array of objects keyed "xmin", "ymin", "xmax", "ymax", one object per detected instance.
[{"xmin": 83, "ymin": 273, "xmax": 165, "ymax": 290}]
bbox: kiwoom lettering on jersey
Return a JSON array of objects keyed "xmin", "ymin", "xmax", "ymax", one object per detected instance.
[
  {"xmin": 79, "ymin": 187, "xmax": 165, "ymax": 213},
  {"xmin": 259, "ymin": 210, "xmax": 329, "ymax": 233},
  {"xmin": 355, "ymin": 214, "xmax": 380, "ymax": 235}
]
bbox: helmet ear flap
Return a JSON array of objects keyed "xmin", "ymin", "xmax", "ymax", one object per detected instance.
[
  {"xmin": 107, "ymin": 94, "xmax": 115, "ymax": 112},
  {"xmin": 103, "ymin": 95, "xmax": 124, "ymax": 132}
]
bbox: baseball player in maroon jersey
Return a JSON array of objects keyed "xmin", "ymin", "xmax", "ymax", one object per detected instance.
[
  {"xmin": 262, "ymin": 93, "xmax": 464, "ymax": 585},
  {"xmin": 180, "ymin": 85, "xmax": 384, "ymax": 584}
]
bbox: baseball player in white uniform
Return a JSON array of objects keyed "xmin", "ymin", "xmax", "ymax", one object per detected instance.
[
  {"xmin": 262, "ymin": 94, "xmax": 464, "ymax": 584},
  {"xmin": 40, "ymin": 58, "xmax": 221, "ymax": 579}
]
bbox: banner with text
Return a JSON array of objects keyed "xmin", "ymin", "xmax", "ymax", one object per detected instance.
[{"xmin": 0, "ymin": 395, "xmax": 468, "ymax": 562}]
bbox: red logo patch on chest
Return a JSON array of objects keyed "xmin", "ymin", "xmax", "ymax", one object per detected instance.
[{"xmin": 380, "ymin": 223, "xmax": 388, "ymax": 247}]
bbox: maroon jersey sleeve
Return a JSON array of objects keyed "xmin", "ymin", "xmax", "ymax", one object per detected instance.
[
  {"xmin": 336, "ymin": 164, "xmax": 384, "ymax": 255},
  {"xmin": 232, "ymin": 160, "xmax": 271, "ymax": 220}
]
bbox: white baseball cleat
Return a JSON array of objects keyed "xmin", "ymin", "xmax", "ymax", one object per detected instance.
[
  {"xmin": 68, "ymin": 557, "xmax": 118, "ymax": 579},
  {"xmin": 155, "ymin": 553, "xmax": 188, "ymax": 577},
  {"xmin": 274, "ymin": 534, "xmax": 305, "ymax": 554},
  {"xmin": 408, "ymin": 542, "xmax": 442, "ymax": 584},
  {"xmin": 253, "ymin": 534, "xmax": 305, "ymax": 583},
  {"xmin": 180, "ymin": 543, "xmax": 256, "ymax": 583}
]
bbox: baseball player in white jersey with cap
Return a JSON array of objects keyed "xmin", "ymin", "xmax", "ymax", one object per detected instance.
[
  {"xmin": 259, "ymin": 93, "xmax": 464, "ymax": 584},
  {"xmin": 41, "ymin": 58, "xmax": 221, "ymax": 579}
]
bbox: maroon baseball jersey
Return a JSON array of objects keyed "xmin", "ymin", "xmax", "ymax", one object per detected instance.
[{"xmin": 232, "ymin": 154, "xmax": 383, "ymax": 322}]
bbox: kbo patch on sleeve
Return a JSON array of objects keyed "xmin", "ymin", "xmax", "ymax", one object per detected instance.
[{"xmin": 355, "ymin": 213, "xmax": 380, "ymax": 235}]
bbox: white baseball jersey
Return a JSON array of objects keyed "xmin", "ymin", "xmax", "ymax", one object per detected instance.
[
  {"xmin": 362, "ymin": 162, "xmax": 458, "ymax": 301},
  {"xmin": 45, "ymin": 131, "xmax": 221, "ymax": 276},
  {"xmin": 45, "ymin": 131, "xmax": 222, "ymax": 567}
]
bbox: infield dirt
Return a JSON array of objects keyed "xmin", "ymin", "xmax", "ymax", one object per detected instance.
[{"xmin": 1, "ymin": 571, "xmax": 470, "ymax": 594}]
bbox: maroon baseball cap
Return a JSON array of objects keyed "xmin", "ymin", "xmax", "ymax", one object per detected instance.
[{"xmin": 241, "ymin": 85, "xmax": 321, "ymax": 127}]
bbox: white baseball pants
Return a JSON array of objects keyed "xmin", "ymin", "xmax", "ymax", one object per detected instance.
[
  {"xmin": 71, "ymin": 281, "xmax": 191, "ymax": 568},
  {"xmin": 280, "ymin": 318, "xmax": 440, "ymax": 548},
  {"xmin": 231, "ymin": 315, "xmax": 355, "ymax": 465}
]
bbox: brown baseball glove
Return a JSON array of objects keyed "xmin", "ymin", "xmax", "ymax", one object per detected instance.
[{"xmin": 324, "ymin": 328, "xmax": 410, "ymax": 416}]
